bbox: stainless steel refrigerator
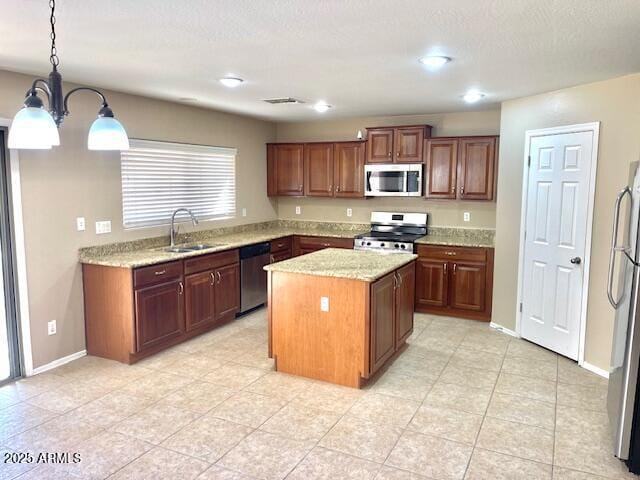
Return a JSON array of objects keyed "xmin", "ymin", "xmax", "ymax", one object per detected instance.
[{"xmin": 607, "ymin": 161, "xmax": 640, "ymax": 470}]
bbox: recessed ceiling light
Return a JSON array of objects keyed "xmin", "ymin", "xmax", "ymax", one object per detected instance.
[
  {"xmin": 219, "ymin": 77, "xmax": 243, "ymax": 88},
  {"xmin": 313, "ymin": 102, "xmax": 331, "ymax": 113},
  {"xmin": 419, "ymin": 56, "xmax": 451, "ymax": 69},
  {"xmin": 462, "ymin": 91, "xmax": 485, "ymax": 103}
]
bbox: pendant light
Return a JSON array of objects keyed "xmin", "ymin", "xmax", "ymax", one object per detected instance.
[{"xmin": 8, "ymin": 0, "xmax": 129, "ymax": 151}]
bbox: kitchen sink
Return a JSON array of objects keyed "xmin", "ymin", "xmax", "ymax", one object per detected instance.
[{"xmin": 162, "ymin": 243, "xmax": 222, "ymax": 253}]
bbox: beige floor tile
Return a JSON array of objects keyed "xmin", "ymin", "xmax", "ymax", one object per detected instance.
[
  {"xmin": 0, "ymin": 447, "xmax": 38, "ymax": 479},
  {"xmin": 552, "ymin": 467, "xmax": 611, "ymax": 479},
  {"xmin": 425, "ymin": 381, "xmax": 493, "ymax": 415},
  {"xmin": 162, "ymin": 353, "xmax": 228, "ymax": 378},
  {"xmin": 70, "ymin": 390, "xmax": 155, "ymax": 428},
  {"xmin": 464, "ymin": 448, "xmax": 552, "ymax": 479},
  {"xmin": 557, "ymin": 358, "xmax": 608, "ymax": 388},
  {"xmin": 557, "ymin": 382, "xmax": 607, "ymax": 412},
  {"xmin": 450, "ymin": 347, "xmax": 504, "ymax": 372},
  {"xmin": 348, "ymin": 392, "xmax": 420, "ymax": 428},
  {"xmin": 476, "ymin": 417, "xmax": 554, "ymax": 464},
  {"xmin": 366, "ymin": 371, "xmax": 433, "ymax": 402},
  {"xmin": 217, "ymin": 430, "xmax": 313, "ymax": 480},
  {"xmin": 461, "ymin": 331, "xmax": 510, "ymax": 355},
  {"xmin": 136, "ymin": 348, "xmax": 191, "ymax": 370},
  {"xmin": 109, "ymin": 446, "xmax": 209, "ymax": 480},
  {"xmin": 386, "ymin": 430, "xmax": 472, "ymax": 480},
  {"xmin": 117, "ymin": 371, "xmax": 193, "ymax": 399},
  {"xmin": 0, "ymin": 372, "xmax": 69, "ymax": 401},
  {"xmin": 319, "ymin": 415, "xmax": 403, "ymax": 463},
  {"xmin": 0, "ymin": 403, "xmax": 58, "ymax": 441},
  {"xmin": 244, "ymin": 372, "xmax": 315, "ymax": 400},
  {"xmin": 0, "ymin": 391, "xmax": 21, "ymax": 411},
  {"xmin": 198, "ymin": 465, "xmax": 256, "ymax": 479},
  {"xmin": 495, "ymin": 372, "xmax": 556, "ymax": 404},
  {"xmin": 235, "ymin": 347, "xmax": 275, "ymax": 370},
  {"xmin": 438, "ymin": 363, "xmax": 499, "ymax": 390},
  {"xmin": 161, "ymin": 415, "xmax": 252, "ymax": 463},
  {"xmin": 211, "ymin": 390, "xmax": 287, "ymax": 428},
  {"xmin": 501, "ymin": 355, "xmax": 557, "ymax": 382},
  {"xmin": 385, "ymin": 350, "xmax": 448, "ymax": 381},
  {"xmin": 9, "ymin": 465, "xmax": 86, "ymax": 479},
  {"xmin": 259, "ymin": 402, "xmax": 340, "ymax": 441},
  {"xmin": 287, "ymin": 446, "xmax": 381, "ymax": 479},
  {"xmin": 25, "ymin": 379, "xmax": 113, "ymax": 414},
  {"xmin": 486, "ymin": 392, "xmax": 555, "ymax": 431},
  {"xmin": 506, "ymin": 339, "xmax": 558, "ymax": 363},
  {"xmin": 375, "ymin": 465, "xmax": 430, "ymax": 479},
  {"xmin": 407, "ymin": 404, "xmax": 483, "ymax": 445},
  {"xmin": 110, "ymin": 403, "xmax": 201, "ymax": 444},
  {"xmin": 289, "ymin": 381, "xmax": 364, "ymax": 414},
  {"xmin": 203, "ymin": 362, "xmax": 266, "ymax": 389},
  {"xmin": 555, "ymin": 405, "xmax": 609, "ymax": 436},
  {"xmin": 156, "ymin": 380, "xmax": 235, "ymax": 414}
]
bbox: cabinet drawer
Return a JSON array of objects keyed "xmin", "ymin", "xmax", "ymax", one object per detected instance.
[
  {"xmin": 134, "ymin": 261, "xmax": 183, "ymax": 288},
  {"xmin": 271, "ymin": 236, "xmax": 292, "ymax": 254},
  {"xmin": 184, "ymin": 249, "xmax": 239, "ymax": 275},
  {"xmin": 417, "ymin": 245, "xmax": 487, "ymax": 262},
  {"xmin": 297, "ymin": 236, "xmax": 353, "ymax": 250}
]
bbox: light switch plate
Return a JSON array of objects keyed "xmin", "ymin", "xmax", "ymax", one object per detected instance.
[
  {"xmin": 95, "ymin": 220, "xmax": 112, "ymax": 234},
  {"xmin": 47, "ymin": 320, "xmax": 56, "ymax": 336},
  {"xmin": 346, "ymin": 208, "xmax": 353, "ymax": 217},
  {"xmin": 320, "ymin": 296, "xmax": 330, "ymax": 312},
  {"xmin": 76, "ymin": 217, "xmax": 86, "ymax": 231},
  {"xmin": 295, "ymin": 206, "xmax": 301, "ymax": 215},
  {"xmin": 463, "ymin": 212, "xmax": 470, "ymax": 222}
]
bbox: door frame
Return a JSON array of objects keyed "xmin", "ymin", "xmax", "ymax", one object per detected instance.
[
  {"xmin": 0, "ymin": 117, "xmax": 33, "ymax": 377},
  {"xmin": 515, "ymin": 122, "xmax": 600, "ymax": 366}
]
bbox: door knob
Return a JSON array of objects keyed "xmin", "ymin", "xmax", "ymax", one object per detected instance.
[{"xmin": 570, "ymin": 257, "xmax": 582, "ymax": 265}]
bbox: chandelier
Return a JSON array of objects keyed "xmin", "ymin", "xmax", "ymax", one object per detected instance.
[{"xmin": 8, "ymin": 0, "xmax": 129, "ymax": 150}]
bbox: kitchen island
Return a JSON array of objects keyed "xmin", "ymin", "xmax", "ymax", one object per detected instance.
[{"xmin": 265, "ymin": 248, "xmax": 416, "ymax": 388}]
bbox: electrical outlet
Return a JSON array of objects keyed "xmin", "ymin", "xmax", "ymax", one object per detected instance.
[
  {"xmin": 95, "ymin": 220, "xmax": 111, "ymax": 234},
  {"xmin": 76, "ymin": 217, "xmax": 86, "ymax": 231},
  {"xmin": 320, "ymin": 296, "xmax": 330, "ymax": 312},
  {"xmin": 47, "ymin": 320, "xmax": 57, "ymax": 336},
  {"xmin": 463, "ymin": 212, "xmax": 470, "ymax": 222},
  {"xmin": 295, "ymin": 206, "xmax": 301, "ymax": 215},
  {"xmin": 242, "ymin": 208, "xmax": 247, "ymax": 217},
  {"xmin": 346, "ymin": 208, "xmax": 353, "ymax": 217}
]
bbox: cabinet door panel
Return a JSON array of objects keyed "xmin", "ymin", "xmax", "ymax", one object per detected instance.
[
  {"xmin": 458, "ymin": 137, "xmax": 496, "ymax": 200},
  {"xmin": 415, "ymin": 259, "xmax": 448, "ymax": 308},
  {"xmin": 135, "ymin": 280, "xmax": 184, "ymax": 352},
  {"xmin": 334, "ymin": 142, "xmax": 365, "ymax": 197},
  {"xmin": 370, "ymin": 273, "xmax": 396, "ymax": 374},
  {"xmin": 395, "ymin": 263, "xmax": 415, "ymax": 346},
  {"xmin": 185, "ymin": 271, "xmax": 215, "ymax": 332},
  {"xmin": 449, "ymin": 262, "xmax": 486, "ymax": 312},
  {"xmin": 304, "ymin": 143, "xmax": 334, "ymax": 196},
  {"xmin": 270, "ymin": 251, "xmax": 292, "ymax": 263},
  {"xmin": 425, "ymin": 139, "xmax": 458, "ymax": 198},
  {"xmin": 366, "ymin": 129, "xmax": 394, "ymax": 164},
  {"xmin": 394, "ymin": 127, "xmax": 424, "ymax": 163},
  {"xmin": 214, "ymin": 263, "xmax": 240, "ymax": 319},
  {"xmin": 274, "ymin": 144, "xmax": 304, "ymax": 196}
]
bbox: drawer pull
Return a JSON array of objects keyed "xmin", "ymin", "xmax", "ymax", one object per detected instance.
[
  {"xmin": 453, "ymin": 263, "xmax": 457, "ymax": 274},
  {"xmin": 445, "ymin": 252, "xmax": 457, "ymax": 256},
  {"xmin": 154, "ymin": 270, "xmax": 166, "ymax": 275},
  {"xmin": 216, "ymin": 271, "xmax": 222, "ymax": 284},
  {"xmin": 178, "ymin": 281, "xmax": 184, "ymax": 295},
  {"xmin": 323, "ymin": 243, "xmax": 330, "ymax": 247},
  {"xmin": 270, "ymin": 254, "xmax": 275, "ymax": 263},
  {"xmin": 444, "ymin": 263, "xmax": 448, "ymax": 275},
  {"xmin": 210, "ymin": 272, "xmax": 215, "ymax": 286}
]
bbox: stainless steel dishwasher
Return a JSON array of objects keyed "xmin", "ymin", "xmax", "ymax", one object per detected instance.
[{"xmin": 239, "ymin": 242, "xmax": 271, "ymax": 314}]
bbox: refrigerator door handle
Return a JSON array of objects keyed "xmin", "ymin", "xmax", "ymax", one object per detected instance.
[{"xmin": 608, "ymin": 186, "xmax": 632, "ymax": 308}]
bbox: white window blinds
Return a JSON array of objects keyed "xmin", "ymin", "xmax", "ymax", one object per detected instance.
[{"xmin": 121, "ymin": 139, "xmax": 236, "ymax": 229}]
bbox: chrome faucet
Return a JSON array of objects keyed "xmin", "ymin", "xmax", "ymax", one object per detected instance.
[{"xmin": 170, "ymin": 208, "xmax": 198, "ymax": 247}]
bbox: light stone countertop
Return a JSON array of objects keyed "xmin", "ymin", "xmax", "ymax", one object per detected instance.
[
  {"xmin": 415, "ymin": 234, "xmax": 494, "ymax": 248},
  {"xmin": 264, "ymin": 248, "xmax": 417, "ymax": 282}
]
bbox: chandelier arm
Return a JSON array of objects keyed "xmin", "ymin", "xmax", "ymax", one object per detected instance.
[{"xmin": 62, "ymin": 87, "xmax": 108, "ymax": 116}]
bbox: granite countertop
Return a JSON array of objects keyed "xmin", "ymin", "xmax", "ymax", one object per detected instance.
[
  {"xmin": 415, "ymin": 235, "xmax": 494, "ymax": 248},
  {"xmin": 79, "ymin": 226, "xmax": 369, "ymax": 268},
  {"xmin": 264, "ymin": 248, "xmax": 417, "ymax": 282}
]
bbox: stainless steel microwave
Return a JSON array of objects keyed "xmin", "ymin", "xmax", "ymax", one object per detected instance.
[{"xmin": 364, "ymin": 164, "xmax": 423, "ymax": 197}]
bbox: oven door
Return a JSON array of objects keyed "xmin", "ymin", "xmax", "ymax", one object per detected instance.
[{"xmin": 365, "ymin": 164, "xmax": 422, "ymax": 197}]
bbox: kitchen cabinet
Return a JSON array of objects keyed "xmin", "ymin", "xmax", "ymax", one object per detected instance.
[
  {"xmin": 270, "ymin": 236, "xmax": 293, "ymax": 263},
  {"xmin": 267, "ymin": 144, "xmax": 304, "ymax": 196},
  {"xmin": 370, "ymin": 272, "xmax": 396, "ymax": 373},
  {"xmin": 415, "ymin": 245, "xmax": 494, "ymax": 321},
  {"xmin": 293, "ymin": 235, "xmax": 354, "ymax": 256},
  {"xmin": 304, "ymin": 143, "xmax": 334, "ymax": 197},
  {"xmin": 334, "ymin": 142, "xmax": 365, "ymax": 197},
  {"xmin": 394, "ymin": 262, "xmax": 415, "ymax": 345},
  {"xmin": 213, "ymin": 263, "xmax": 240, "ymax": 319},
  {"xmin": 184, "ymin": 270, "xmax": 216, "ymax": 331},
  {"xmin": 425, "ymin": 136, "xmax": 498, "ymax": 201},
  {"xmin": 135, "ymin": 279, "xmax": 184, "ymax": 352},
  {"xmin": 365, "ymin": 125, "xmax": 432, "ymax": 164}
]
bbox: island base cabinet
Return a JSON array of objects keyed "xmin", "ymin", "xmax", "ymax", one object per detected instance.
[{"xmin": 370, "ymin": 274, "xmax": 396, "ymax": 373}]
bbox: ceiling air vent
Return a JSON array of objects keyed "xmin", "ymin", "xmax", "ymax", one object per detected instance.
[{"xmin": 263, "ymin": 97, "xmax": 305, "ymax": 105}]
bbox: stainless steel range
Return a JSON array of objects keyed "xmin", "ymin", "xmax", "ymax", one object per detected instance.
[{"xmin": 354, "ymin": 211, "xmax": 428, "ymax": 254}]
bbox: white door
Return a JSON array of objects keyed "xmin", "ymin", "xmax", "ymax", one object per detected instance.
[{"xmin": 521, "ymin": 129, "xmax": 595, "ymax": 359}]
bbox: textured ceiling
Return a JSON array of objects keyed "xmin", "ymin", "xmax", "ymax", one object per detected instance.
[{"xmin": 1, "ymin": 0, "xmax": 639, "ymax": 121}]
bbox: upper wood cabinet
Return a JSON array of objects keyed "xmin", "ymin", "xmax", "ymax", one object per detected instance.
[
  {"xmin": 267, "ymin": 144, "xmax": 304, "ymax": 196},
  {"xmin": 366, "ymin": 125, "xmax": 432, "ymax": 164},
  {"xmin": 334, "ymin": 142, "xmax": 365, "ymax": 197},
  {"xmin": 304, "ymin": 143, "xmax": 334, "ymax": 197},
  {"xmin": 425, "ymin": 136, "xmax": 498, "ymax": 201}
]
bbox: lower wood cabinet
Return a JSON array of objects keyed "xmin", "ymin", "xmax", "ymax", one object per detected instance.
[
  {"xmin": 135, "ymin": 279, "xmax": 185, "ymax": 352},
  {"xmin": 415, "ymin": 245, "xmax": 494, "ymax": 321},
  {"xmin": 213, "ymin": 263, "xmax": 240, "ymax": 319},
  {"xmin": 270, "ymin": 236, "xmax": 293, "ymax": 263},
  {"xmin": 293, "ymin": 236, "xmax": 354, "ymax": 256}
]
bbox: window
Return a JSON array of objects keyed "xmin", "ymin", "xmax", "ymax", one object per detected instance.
[{"xmin": 121, "ymin": 139, "xmax": 236, "ymax": 229}]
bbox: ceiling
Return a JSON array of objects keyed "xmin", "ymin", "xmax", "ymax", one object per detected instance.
[{"xmin": 1, "ymin": 0, "xmax": 640, "ymax": 121}]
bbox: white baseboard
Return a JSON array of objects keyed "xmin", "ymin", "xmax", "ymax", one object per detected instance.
[
  {"xmin": 30, "ymin": 350, "xmax": 87, "ymax": 376},
  {"xmin": 581, "ymin": 361, "xmax": 610, "ymax": 379},
  {"xmin": 490, "ymin": 322, "xmax": 519, "ymax": 338}
]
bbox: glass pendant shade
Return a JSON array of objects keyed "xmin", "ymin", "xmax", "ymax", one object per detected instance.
[
  {"xmin": 8, "ymin": 106, "xmax": 60, "ymax": 149},
  {"xmin": 87, "ymin": 116, "xmax": 129, "ymax": 151}
]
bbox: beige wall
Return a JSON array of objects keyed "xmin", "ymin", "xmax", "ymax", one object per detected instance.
[
  {"xmin": 493, "ymin": 73, "xmax": 640, "ymax": 371},
  {"xmin": 276, "ymin": 110, "xmax": 500, "ymax": 228},
  {"xmin": 0, "ymin": 69, "xmax": 277, "ymax": 369}
]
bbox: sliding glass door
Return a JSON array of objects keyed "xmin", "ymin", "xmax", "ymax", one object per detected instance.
[{"xmin": 0, "ymin": 128, "xmax": 20, "ymax": 383}]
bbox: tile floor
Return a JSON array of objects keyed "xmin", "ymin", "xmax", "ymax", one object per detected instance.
[{"xmin": 0, "ymin": 310, "xmax": 633, "ymax": 479}]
